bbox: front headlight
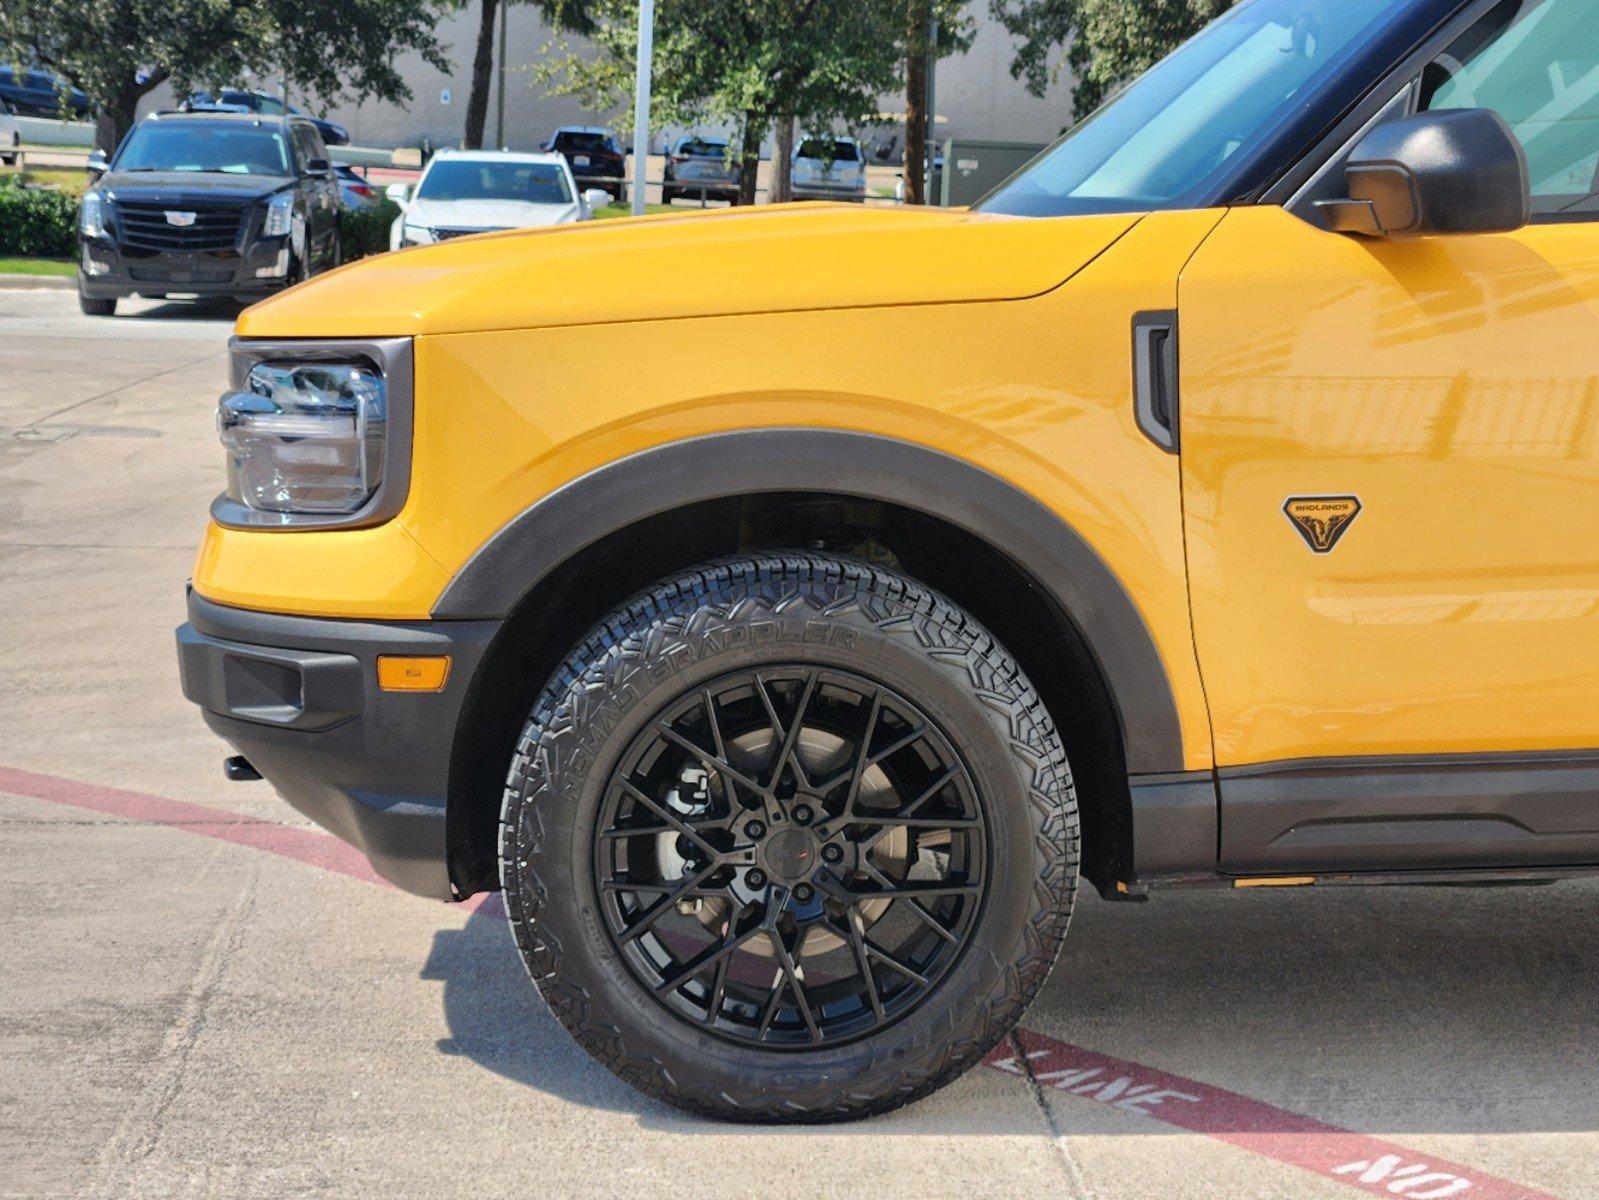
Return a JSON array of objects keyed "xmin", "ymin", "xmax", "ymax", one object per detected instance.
[
  {"xmin": 218, "ymin": 361, "xmax": 386, "ymax": 515},
  {"xmin": 80, "ymin": 192, "xmax": 107, "ymax": 239},
  {"xmin": 401, "ymin": 221, "xmax": 434, "ymax": 245},
  {"xmin": 262, "ymin": 192, "xmax": 295, "ymax": 238}
]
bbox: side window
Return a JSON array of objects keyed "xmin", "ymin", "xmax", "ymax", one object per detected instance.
[
  {"xmin": 1419, "ymin": 0, "xmax": 1599, "ymax": 219},
  {"xmin": 257, "ymin": 96, "xmax": 287, "ymax": 116}
]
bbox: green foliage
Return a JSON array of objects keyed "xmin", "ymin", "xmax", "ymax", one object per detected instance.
[
  {"xmin": 990, "ymin": 0, "xmax": 1235, "ymax": 120},
  {"xmin": 0, "ymin": 0, "xmax": 454, "ymax": 148},
  {"xmin": 338, "ymin": 198, "xmax": 403, "ymax": 261},
  {"xmin": 536, "ymin": 0, "xmax": 909, "ymax": 139},
  {"xmin": 0, "ymin": 175, "xmax": 76, "ymax": 256}
]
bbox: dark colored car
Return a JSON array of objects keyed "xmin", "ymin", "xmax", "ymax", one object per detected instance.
[
  {"xmin": 185, "ymin": 90, "xmax": 351, "ymax": 147},
  {"xmin": 333, "ymin": 163, "xmax": 380, "ymax": 210},
  {"xmin": 0, "ymin": 66, "xmax": 91, "ymax": 119},
  {"xmin": 541, "ymin": 126, "xmax": 625, "ymax": 200},
  {"xmin": 661, "ymin": 135, "xmax": 740, "ymax": 204},
  {"xmin": 76, "ymin": 112, "xmax": 343, "ymax": 316}
]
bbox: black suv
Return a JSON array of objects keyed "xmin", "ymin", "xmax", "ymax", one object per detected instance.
[{"xmin": 77, "ymin": 112, "xmax": 342, "ymax": 317}]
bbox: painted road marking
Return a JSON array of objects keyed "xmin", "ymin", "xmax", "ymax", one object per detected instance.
[
  {"xmin": 989, "ymin": 1032, "xmax": 1561, "ymax": 1199},
  {"xmin": 0, "ymin": 762, "xmax": 1569, "ymax": 1199}
]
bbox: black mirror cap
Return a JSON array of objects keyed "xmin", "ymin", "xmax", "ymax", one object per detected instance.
[{"xmin": 1330, "ymin": 108, "xmax": 1530, "ymax": 238}]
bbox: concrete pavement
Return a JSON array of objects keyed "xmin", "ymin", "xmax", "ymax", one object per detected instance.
[{"xmin": 1, "ymin": 289, "xmax": 1595, "ymax": 1199}]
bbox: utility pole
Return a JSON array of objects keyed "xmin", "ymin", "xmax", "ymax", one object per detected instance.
[
  {"xmin": 631, "ymin": 0, "xmax": 655, "ymax": 216},
  {"xmin": 495, "ymin": 0, "xmax": 507, "ymax": 148},
  {"xmin": 925, "ymin": 13, "xmax": 938, "ymax": 205}
]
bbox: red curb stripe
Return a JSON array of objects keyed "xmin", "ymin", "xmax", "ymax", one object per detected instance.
[
  {"xmin": 0, "ymin": 764, "xmax": 1567, "ymax": 1197},
  {"xmin": 987, "ymin": 1030, "xmax": 1562, "ymax": 1199},
  {"xmin": 0, "ymin": 764, "xmax": 392, "ymax": 890}
]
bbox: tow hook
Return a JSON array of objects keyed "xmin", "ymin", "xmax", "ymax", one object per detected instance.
[{"xmin": 223, "ymin": 755, "xmax": 262, "ymax": 782}]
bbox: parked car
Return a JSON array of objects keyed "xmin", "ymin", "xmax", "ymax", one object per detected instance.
[
  {"xmin": 184, "ymin": 90, "xmax": 350, "ymax": 147},
  {"xmin": 0, "ymin": 105, "xmax": 19, "ymax": 166},
  {"xmin": 0, "ymin": 67, "xmax": 91, "ymax": 119},
  {"xmin": 388, "ymin": 150, "xmax": 609, "ymax": 249},
  {"xmin": 792, "ymin": 135, "xmax": 867, "ymax": 201},
  {"xmin": 76, "ymin": 111, "xmax": 342, "ymax": 316},
  {"xmin": 661, "ymin": 135, "xmax": 739, "ymax": 204},
  {"xmin": 542, "ymin": 126, "xmax": 625, "ymax": 201},
  {"xmin": 334, "ymin": 163, "xmax": 380, "ymax": 210},
  {"xmin": 176, "ymin": 0, "xmax": 1598, "ymax": 1125}
]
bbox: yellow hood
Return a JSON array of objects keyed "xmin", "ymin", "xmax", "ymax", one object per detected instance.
[{"xmin": 236, "ymin": 203, "xmax": 1138, "ymax": 338}]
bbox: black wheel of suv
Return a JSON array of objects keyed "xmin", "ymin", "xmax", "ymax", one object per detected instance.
[
  {"xmin": 78, "ymin": 292, "xmax": 115, "ymax": 317},
  {"xmin": 500, "ymin": 554, "xmax": 1078, "ymax": 1122}
]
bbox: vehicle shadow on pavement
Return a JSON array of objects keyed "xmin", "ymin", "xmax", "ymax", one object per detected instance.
[
  {"xmin": 113, "ymin": 298, "xmax": 247, "ymax": 323},
  {"xmin": 421, "ymin": 881, "xmax": 1599, "ymax": 1133},
  {"xmin": 419, "ymin": 899, "xmax": 1051, "ymax": 1133}
]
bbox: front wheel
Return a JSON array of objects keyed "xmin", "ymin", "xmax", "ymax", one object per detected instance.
[
  {"xmin": 500, "ymin": 554, "xmax": 1078, "ymax": 1122},
  {"xmin": 78, "ymin": 292, "xmax": 115, "ymax": 317}
]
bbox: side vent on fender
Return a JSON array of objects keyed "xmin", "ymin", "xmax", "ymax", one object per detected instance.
[{"xmin": 1132, "ymin": 310, "xmax": 1180, "ymax": 453}]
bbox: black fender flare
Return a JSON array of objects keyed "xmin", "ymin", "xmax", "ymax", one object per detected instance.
[{"xmin": 431, "ymin": 429, "xmax": 1186, "ymax": 774}]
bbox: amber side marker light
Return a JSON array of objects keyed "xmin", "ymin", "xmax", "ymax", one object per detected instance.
[{"xmin": 377, "ymin": 655, "xmax": 451, "ymax": 692}]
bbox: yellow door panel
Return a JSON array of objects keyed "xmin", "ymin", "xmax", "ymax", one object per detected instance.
[{"xmin": 1182, "ymin": 205, "xmax": 1599, "ymax": 767}]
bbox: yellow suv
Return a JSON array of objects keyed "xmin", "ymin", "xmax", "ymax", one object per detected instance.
[{"xmin": 176, "ymin": 0, "xmax": 1599, "ymax": 1121}]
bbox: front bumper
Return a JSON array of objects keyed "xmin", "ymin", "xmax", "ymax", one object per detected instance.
[
  {"xmin": 79, "ymin": 237, "xmax": 294, "ymax": 300},
  {"xmin": 175, "ymin": 590, "xmax": 499, "ymax": 898}
]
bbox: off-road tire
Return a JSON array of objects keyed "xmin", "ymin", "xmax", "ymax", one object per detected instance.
[{"xmin": 500, "ymin": 553, "xmax": 1078, "ymax": 1122}]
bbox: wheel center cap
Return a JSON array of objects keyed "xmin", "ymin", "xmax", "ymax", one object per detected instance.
[{"xmin": 762, "ymin": 828, "xmax": 816, "ymax": 882}]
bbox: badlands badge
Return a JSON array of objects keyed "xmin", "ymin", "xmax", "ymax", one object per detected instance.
[{"xmin": 1283, "ymin": 496, "xmax": 1362, "ymax": 554}]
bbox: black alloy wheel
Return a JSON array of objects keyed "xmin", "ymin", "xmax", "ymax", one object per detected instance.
[{"xmin": 595, "ymin": 666, "xmax": 987, "ymax": 1048}]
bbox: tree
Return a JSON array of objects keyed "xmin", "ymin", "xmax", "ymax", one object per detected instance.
[
  {"xmin": 990, "ymin": 0, "xmax": 1233, "ymax": 121},
  {"xmin": 0, "ymin": 0, "xmax": 454, "ymax": 153},
  {"xmin": 463, "ymin": 0, "xmax": 503, "ymax": 149},
  {"xmin": 537, "ymin": 0, "xmax": 906, "ymax": 204},
  {"xmin": 900, "ymin": 0, "xmax": 972, "ymax": 205}
]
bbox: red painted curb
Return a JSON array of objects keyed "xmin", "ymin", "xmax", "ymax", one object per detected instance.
[{"xmin": 0, "ymin": 763, "xmax": 1568, "ymax": 1197}]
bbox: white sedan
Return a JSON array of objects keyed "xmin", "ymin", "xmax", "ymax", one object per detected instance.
[{"xmin": 389, "ymin": 150, "xmax": 611, "ymax": 250}]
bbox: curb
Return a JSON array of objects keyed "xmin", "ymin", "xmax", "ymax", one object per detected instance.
[{"xmin": 0, "ymin": 273, "xmax": 74, "ymax": 291}]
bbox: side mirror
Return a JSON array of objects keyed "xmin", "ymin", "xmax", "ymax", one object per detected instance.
[
  {"xmin": 384, "ymin": 182, "xmax": 411, "ymax": 210},
  {"xmin": 582, "ymin": 187, "xmax": 612, "ymax": 213},
  {"xmin": 87, "ymin": 149, "xmax": 110, "ymax": 178},
  {"xmin": 305, "ymin": 157, "xmax": 331, "ymax": 175},
  {"xmin": 1317, "ymin": 108, "xmax": 1529, "ymax": 238}
]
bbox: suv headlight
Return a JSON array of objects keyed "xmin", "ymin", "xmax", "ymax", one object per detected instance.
[
  {"xmin": 80, "ymin": 192, "xmax": 107, "ymax": 239},
  {"xmin": 262, "ymin": 191, "xmax": 294, "ymax": 238},
  {"xmin": 401, "ymin": 221, "xmax": 434, "ymax": 245},
  {"xmin": 219, "ymin": 361, "xmax": 387, "ymax": 515}
]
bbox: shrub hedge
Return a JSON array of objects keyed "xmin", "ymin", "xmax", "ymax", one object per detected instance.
[
  {"xmin": 338, "ymin": 198, "xmax": 401, "ymax": 262},
  {"xmin": 0, "ymin": 177, "xmax": 78, "ymax": 257}
]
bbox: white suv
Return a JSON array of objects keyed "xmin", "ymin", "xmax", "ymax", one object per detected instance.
[{"xmin": 791, "ymin": 136, "xmax": 867, "ymax": 202}]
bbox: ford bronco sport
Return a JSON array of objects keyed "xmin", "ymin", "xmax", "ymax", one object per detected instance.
[{"xmin": 175, "ymin": 0, "xmax": 1599, "ymax": 1122}]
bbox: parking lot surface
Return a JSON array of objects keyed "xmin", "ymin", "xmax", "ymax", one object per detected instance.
[{"xmin": 2, "ymin": 289, "xmax": 1596, "ymax": 1199}]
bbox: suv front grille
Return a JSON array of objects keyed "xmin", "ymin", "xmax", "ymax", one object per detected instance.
[{"xmin": 115, "ymin": 202, "xmax": 247, "ymax": 252}]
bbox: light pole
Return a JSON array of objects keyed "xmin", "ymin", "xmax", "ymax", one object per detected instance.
[{"xmin": 631, "ymin": 0, "xmax": 655, "ymax": 216}]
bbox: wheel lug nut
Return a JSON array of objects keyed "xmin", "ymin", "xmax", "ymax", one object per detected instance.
[
  {"xmin": 747, "ymin": 869, "xmax": 767, "ymax": 889},
  {"xmin": 746, "ymin": 820, "xmax": 766, "ymax": 839},
  {"xmin": 794, "ymin": 883, "xmax": 814, "ymax": 902},
  {"xmin": 822, "ymin": 844, "xmax": 843, "ymax": 864},
  {"xmin": 792, "ymin": 804, "xmax": 813, "ymax": 824}
]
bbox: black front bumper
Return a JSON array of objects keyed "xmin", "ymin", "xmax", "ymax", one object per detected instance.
[
  {"xmin": 175, "ymin": 591, "xmax": 499, "ymax": 898},
  {"xmin": 79, "ymin": 237, "xmax": 294, "ymax": 300}
]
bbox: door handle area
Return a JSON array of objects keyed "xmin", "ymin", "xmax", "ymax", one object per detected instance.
[{"xmin": 1132, "ymin": 310, "xmax": 1180, "ymax": 453}]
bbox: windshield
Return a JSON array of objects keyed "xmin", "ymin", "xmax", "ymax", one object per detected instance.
[
  {"xmin": 554, "ymin": 131, "xmax": 615, "ymax": 153},
  {"xmin": 797, "ymin": 139, "xmax": 859, "ymax": 162},
  {"xmin": 417, "ymin": 160, "xmax": 573, "ymax": 204},
  {"xmin": 115, "ymin": 124, "xmax": 290, "ymax": 175},
  {"xmin": 981, "ymin": 0, "xmax": 1411, "ymax": 216}
]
